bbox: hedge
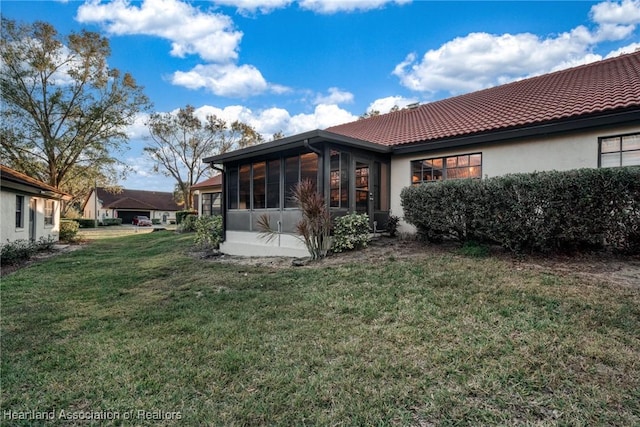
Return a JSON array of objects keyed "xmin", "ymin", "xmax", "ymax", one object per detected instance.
[
  {"xmin": 401, "ymin": 167, "xmax": 640, "ymax": 254},
  {"xmin": 101, "ymin": 218, "xmax": 122, "ymax": 226},
  {"xmin": 73, "ymin": 218, "xmax": 97, "ymax": 228}
]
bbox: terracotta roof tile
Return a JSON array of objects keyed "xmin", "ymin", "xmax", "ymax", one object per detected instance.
[
  {"xmin": 1, "ymin": 164, "xmax": 72, "ymax": 200},
  {"xmin": 327, "ymin": 52, "xmax": 640, "ymax": 146},
  {"xmin": 191, "ymin": 175, "xmax": 222, "ymax": 189},
  {"xmin": 96, "ymin": 188, "xmax": 181, "ymax": 211}
]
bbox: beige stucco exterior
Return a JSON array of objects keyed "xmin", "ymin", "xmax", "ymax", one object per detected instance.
[
  {"xmin": 1, "ymin": 192, "xmax": 62, "ymax": 243},
  {"xmin": 390, "ymin": 124, "xmax": 640, "ymax": 233}
]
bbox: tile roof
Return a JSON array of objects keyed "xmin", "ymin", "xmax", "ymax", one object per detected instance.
[
  {"xmin": 96, "ymin": 187, "xmax": 182, "ymax": 211},
  {"xmin": 326, "ymin": 51, "xmax": 640, "ymax": 146},
  {"xmin": 1, "ymin": 164, "xmax": 72, "ymax": 200},
  {"xmin": 191, "ymin": 174, "xmax": 222, "ymax": 189}
]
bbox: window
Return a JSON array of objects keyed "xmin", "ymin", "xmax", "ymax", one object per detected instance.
[
  {"xmin": 227, "ymin": 167, "xmax": 238, "ymax": 209},
  {"xmin": 285, "ymin": 153, "xmax": 318, "ymax": 208},
  {"xmin": 228, "ymin": 153, "xmax": 317, "ymax": 210},
  {"xmin": 600, "ymin": 133, "xmax": 640, "ymax": 167},
  {"xmin": 202, "ymin": 193, "xmax": 221, "ymax": 216},
  {"xmin": 253, "ymin": 161, "xmax": 266, "ymax": 209},
  {"xmin": 44, "ymin": 200, "xmax": 54, "ymax": 226},
  {"xmin": 412, "ymin": 153, "xmax": 482, "ymax": 184},
  {"xmin": 16, "ymin": 195, "xmax": 24, "ymax": 228},
  {"xmin": 239, "ymin": 164, "xmax": 251, "ymax": 209},
  {"xmin": 267, "ymin": 159, "xmax": 280, "ymax": 209},
  {"xmin": 330, "ymin": 150, "xmax": 350, "ymax": 208}
]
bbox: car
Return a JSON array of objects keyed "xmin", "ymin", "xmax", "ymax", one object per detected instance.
[{"xmin": 133, "ymin": 215, "xmax": 153, "ymax": 226}]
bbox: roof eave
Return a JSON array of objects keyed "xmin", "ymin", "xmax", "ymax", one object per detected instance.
[
  {"xmin": 392, "ymin": 108, "xmax": 640, "ymax": 155},
  {"xmin": 203, "ymin": 129, "xmax": 391, "ymax": 165}
]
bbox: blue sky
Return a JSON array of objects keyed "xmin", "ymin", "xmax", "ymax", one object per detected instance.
[{"xmin": 3, "ymin": 0, "xmax": 640, "ymax": 191}]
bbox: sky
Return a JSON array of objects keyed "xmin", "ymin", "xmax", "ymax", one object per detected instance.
[{"xmin": 2, "ymin": 0, "xmax": 640, "ymax": 191}]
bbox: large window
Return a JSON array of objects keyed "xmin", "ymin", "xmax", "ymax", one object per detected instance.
[
  {"xmin": 16, "ymin": 195, "xmax": 24, "ymax": 228},
  {"xmin": 600, "ymin": 133, "xmax": 640, "ymax": 167},
  {"xmin": 330, "ymin": 150, "xmax": 350, "ymax": 208},
  {"xmin": 228, "ymin": 153, "xmax": 316, "ymax": 210},
  {"xmin": 44, "ymin": 200, "xmax": 54, "ymax": 226},
  {"xmin": 412, "ymin": 153, "xmax": 482, "ymax": 185}
]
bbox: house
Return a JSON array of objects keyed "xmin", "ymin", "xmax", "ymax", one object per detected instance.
[
  {"xmin": 204, "ymin": 51, "xmax": 640, "ymax": 257},
  {"xmin": 83, "ymin": 187, "xmax": 182, "ymax": 224},
  {"xmin": 1, "ymin": 165, "xmax": 72, "ymax": 244},
  {"xmin": 190, "ymin": 175, "xmax": 222, "ymax": 217}
]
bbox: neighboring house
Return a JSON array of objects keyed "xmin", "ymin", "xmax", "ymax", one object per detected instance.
[
  {"xmin": 204, "ymin": 52, "xmax": 640, "ymax": 257},
  {"xmin": 1, "ymin": 165, "xmax": 72, "ymax": 244},
  {"xmin": 190, "ymin": 175, "xmax": 222, "ymax": 217},
  {"xmin": 83, "ymin": 187, "xmax": 182, "ymax": 224}
]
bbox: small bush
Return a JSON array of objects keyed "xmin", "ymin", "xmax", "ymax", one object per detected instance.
[
  {"xmin": 194, "ymin": 215, "xmax": 223, "ymax": 249},
  {"xmin": 35, "ymin": 236, "xmax": 56, "ymax": 251},
  {"xmin": 60, "ymin": 220, "xmax": 80, "ymax": 242},
  {"xmin": 152, "ymin": 218, "xmax": 161, "ymax": 225},
  {"xmin": 176, "ymin": 210, "xmax": 198, "ymax": 225},
  {"xmin": 1, "ymin": 239, "xmax": 37, "ymax": 265},
  {"xmin": 101, "ymin": 218, "xmax": 122, "ymax": 226},
  {"xmin": 176, "ymin": 214, "xmax": 198, "ymax": 233},
  {"xmin": 332, "ymin": 213, "xmax": 371, "ymax": 253}
]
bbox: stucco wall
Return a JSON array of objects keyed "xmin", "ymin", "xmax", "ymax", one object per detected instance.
[
  {"xmin": 390, "ymin": 124, "xmax": 640, "ymax": 234},
  {"xmin": 1, "ymin": 191, "xmax": 61, "ymax": 243}
]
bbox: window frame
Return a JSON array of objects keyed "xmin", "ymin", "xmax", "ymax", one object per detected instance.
[
  {"xmin": 44, "ymin": 200, "xmax": 55, "ymax": 227},
  {"xmin": 411, "ymin": 153, "xmax": 483, "ymax": 185},
  {"xmin": 598, "ymin": 132, "xmax": 640, "ymax": 168},
  {"xmin": 16, "ymin": 195, "xmax": 24, "ymax": 228}
]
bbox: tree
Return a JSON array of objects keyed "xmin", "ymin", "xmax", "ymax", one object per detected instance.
[
  {"xmin": 145, "ymin": 105, "xmax": 264, "ymax": 210},
  {"xmin": 0, "ymin": 18, "xmax": 150, "ymax": 204}
]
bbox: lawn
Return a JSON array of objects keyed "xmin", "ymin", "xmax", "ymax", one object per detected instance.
[{"xmin": 1, "ymin": 231, "xmax": 639, "ymax": 426}]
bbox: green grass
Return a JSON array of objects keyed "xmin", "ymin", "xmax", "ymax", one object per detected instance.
[{"xmin": 2, "ymin": 231, "xmax": 639, "ymax": 425}]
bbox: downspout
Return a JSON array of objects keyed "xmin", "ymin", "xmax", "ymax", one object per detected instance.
[{"xmin": 210, "ymin": 163, "xmax": 226, "ymax": 242}]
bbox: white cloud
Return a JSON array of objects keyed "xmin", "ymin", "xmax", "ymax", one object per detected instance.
[
  {"xmin": 212, "ymin": 0, "xmax": 409, "ymax": 14},
  {"xmin": 213, "ymin": 0, "xmax": 293, "ymax": 14},
  {"xmin": 77, "ymin": 0, "xmax": 242, "ymax": 62},
  {"xmin": 186, "ymin": 103, "xmax": 357, "ymax": 138},
  {"xmin": 171, "ymin": 63, "xmax": 269, "ymax": 97},
  {"xmin": 393, "ymin": 0, "xmax": 640, "ymax": 96},
  {"xmin": 298, "ymin": 0, "xmax": 410, "ymax": 14},
  {"xmin": 313, "ymin": 87, "xmax": 354, "ymax": 105},
  {"xmin": 367, "ymin": 96, "xmax": 418, "ymax": 114}
]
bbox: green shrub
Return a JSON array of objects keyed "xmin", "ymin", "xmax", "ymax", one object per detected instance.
[
  {"xmin": 176, "ymin": 214, "xmax": 198, "ymax": 233},
  {"xmin": 1, "ymin": 236, "xmax": 55, "ymax": 265},
  {"xmin": 176, "ymin": 210, "xmax": 197, "ymax": 225},
  {"xmin": 332, "ymin": 213, "xmax": 371, "ymax": 253},
  {"xmin": 401, "ymin": 167, "xmax": 640, "ymax": 254},
  {"xmin": 60, "ymin": 220, "xmax": 80, "ymax": 242},
  {"xmin": 74, "ymin": 218, "xmax": 97, "ymax": 228},
  {"xmin": 101, "ymin": 218, "xmax": 122, "ymax": 226},
  {"xmin": 194, "ymin": 215, "xmax": 223, "ymax": 249},
  {"xmin": 152, "ymin": 218, "xmax": 161, "ymax": 225},
  {"xmin": 1, "ymin": 239, "xmax": 37, "ymax": 265},
  {"xmin": 35, "ymin": 236, "xmax": 56, "ymax": 251}
]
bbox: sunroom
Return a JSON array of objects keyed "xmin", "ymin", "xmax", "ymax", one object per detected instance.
[{"xmin": 203, "ymin": 130, "xmax": 392, "ymax": 257}]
